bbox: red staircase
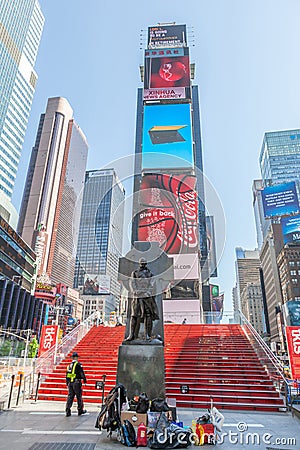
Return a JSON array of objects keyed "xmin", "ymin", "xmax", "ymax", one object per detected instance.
[
  {"xmin": 38, "ymin": 325, "xmax": 124, "ymax": 403},
  {"xmin": 165, "ymin": 324, "xmax": 285, "ymax": 412},
  {"xmin": 37, "ymin": 323, "xmax": 285, "ymax": 412}
]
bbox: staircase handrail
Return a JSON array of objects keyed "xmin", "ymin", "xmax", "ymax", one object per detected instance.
[
  {"xmin": 33, "ymin": 310, "xmax": 100, "ymax": 376},
  {"xmin": 238, "ymin": 310, "xmax": 286, "ymax": 384}
]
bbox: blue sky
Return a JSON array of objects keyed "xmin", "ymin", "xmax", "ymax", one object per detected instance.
[{"xmin": 12, "ymin": 0, "xmax": 300, "ymax": 311}]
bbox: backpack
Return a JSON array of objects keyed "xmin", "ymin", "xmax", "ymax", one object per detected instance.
[
  {"xmin": 95, "ymin": 384, "xmax": 127, "ymax": 433},
  {"xmin": 136, "ymin": 392, "xmax": 150, "ymax": 414},
  {"xmin": 121, "ymin": 419, "xmax": 136, "ymax": 447}
]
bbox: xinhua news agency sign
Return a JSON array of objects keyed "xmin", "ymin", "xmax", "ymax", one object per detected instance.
[
  {"xmin": 38, "ymin": 325, "xmax": 59, "ymax": 357},
  {"xmin": 286, "ymin": 326, "xmax": 300, "ymax": 379}
]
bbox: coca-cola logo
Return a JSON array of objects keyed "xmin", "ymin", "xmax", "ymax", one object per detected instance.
[
  {"xmin": 177, "ymin": 190, "xmax": 198, "ymax": 248},
  {"xmin": 138, "ymin": 174, "xmax": 199, "ymax": 254}
]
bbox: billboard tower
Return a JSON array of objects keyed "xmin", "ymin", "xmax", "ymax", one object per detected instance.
[{"xmin": 132, "ymin": 24, "xmax": 210, "ymax": 322}]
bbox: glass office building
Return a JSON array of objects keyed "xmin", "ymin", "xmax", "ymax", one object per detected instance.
[
  {"xmin": 0, "ymin": 0, "xmax": 44, "ymax": 225},
  {"xmin": 18, "ymin": 98, "xmax": 88, "ymax": 288},
  {"xmin": 74, "ymin": 169, "xmax": 125, "ymax": 318},
  {"xmin": 260, "ymin": 130, "xmax": 300, "ymax": 186}
]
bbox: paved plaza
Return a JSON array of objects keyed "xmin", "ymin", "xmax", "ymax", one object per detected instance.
[{"xmin": 0, "ymin": 400, "xmax": 299, "ymax": 449}]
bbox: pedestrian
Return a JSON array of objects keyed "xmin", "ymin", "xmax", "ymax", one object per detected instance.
[
  {"xmin": 65, "ymin": 352, "xmax": 87, "ymax": 416},
  {"xmin": 182, "ymin": 318, "xmax": 187, "ymax": 324}
]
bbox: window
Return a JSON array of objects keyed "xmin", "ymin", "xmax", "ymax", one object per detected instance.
[
  {"xmin": 289, "ymin": 261, "xmax": 295, "ymax": 266},
  {"xmin": 291, "ymin": 270, "xmax": 297, "ymax": 275},
  {"xmin": 292, "ymin": 278, "xmax": 298, "ymax": 284}
]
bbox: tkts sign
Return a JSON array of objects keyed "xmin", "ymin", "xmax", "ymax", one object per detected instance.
[
  {"xmin": 286, "ymin": 326, "xmax": 300, "ymax": 379},
  {"xmin": 138, "ymin": 174, "xmax": 198, "ymax": 254},
  {"xmin": 38, "ymin": 325, "xmax": 59, "ymax": 357}
]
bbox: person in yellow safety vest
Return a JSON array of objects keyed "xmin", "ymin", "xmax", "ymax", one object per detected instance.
[{"xmin": 65, "ymin": 352, "xmax": 87, "ymax": 417}]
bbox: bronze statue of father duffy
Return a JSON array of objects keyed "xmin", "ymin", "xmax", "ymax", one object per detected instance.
[{"xmin": 125, "ymin": 258, "xmax": 159, "ymax": 341}]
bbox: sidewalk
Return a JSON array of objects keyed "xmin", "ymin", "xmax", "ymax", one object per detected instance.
[{"xmin": 0, "ymin": 399, "xmax": 300, "ymax": 449}]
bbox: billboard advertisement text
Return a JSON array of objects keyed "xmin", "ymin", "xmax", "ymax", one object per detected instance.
[
  {"xmin": 144, "ymin": 49, "xmax": 190, "ymax": 91},
  {"xmin": 169, "ymin": 253, "xmax": 199, "ymax": 280},
  {"xmin": 38, "ymin": 325, "xmax": 59, "ymax": 357},
  {"xmin": 262, "ymin": 182, "xmax": 299, "ymax": 218},
  {"xmin": 138, "ymin": 173, "xmax": 198, "ymax": 254},
  {"xmin": 142, "ymin": 103, "xmax": 194, "ymax": 170},
  {"xmin": 281, "ymin": 214, "xmax": 300, "ymax": 245},
  {"xmin": 148, "ymin": 25, "xmax": 187, "ymax": 48}
]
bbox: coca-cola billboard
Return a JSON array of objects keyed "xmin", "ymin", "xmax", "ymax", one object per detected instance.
[{"xmin": 138, "ymin": 174, "xmax": 199, "ymax": 254}]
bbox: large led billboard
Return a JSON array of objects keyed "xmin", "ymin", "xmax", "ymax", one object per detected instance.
[
  {"xmin": 142, "ymin": 103, "xmax": 194, "ymax": 170},
  {"xmin": 283, "ymin": 300, "xmax": 300, "ymax": 326},
  {"xmin": 206, "ymin": 216, "xmax": 218, "ymax": 277},
  {"xmin": 281, "ymin": 214, "xmax": 300, "ymax": 245},
  {"xmin": 83, "ymin": 274, "xmax": 110, "ymax": 295},
  {"xmin": 144, "ymin": 48, "xmax": 190, "ymax": 92},
  {"xmin": 148, "ymin": 25, "xmax": 187, "ymax": 48},
  {"xmin": 262, "ymin": 182, "xmax": 299, "ymax": 218},
  {"xmin": 138, "ymin": 173, "xmax": 198, "ymax": 254}
]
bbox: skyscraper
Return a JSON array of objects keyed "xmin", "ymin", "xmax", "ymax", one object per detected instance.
[
  {"xmin": 260, "ymin": 129, "xmax": 300, "ymax": 187},
  {"xmin": 18, "ymin": 97, "xmax": 88, "ymax": 288},
  {"xmin": 74, "ymin": 169, "xmax": 125, "ymax": 319},
  {"xmin": 132, "ymin": 24, "xmax": 210, "ymax": 322},
  {"xmin": 0, "ymin": 0, "xmax": 44, "ymax": 226}
]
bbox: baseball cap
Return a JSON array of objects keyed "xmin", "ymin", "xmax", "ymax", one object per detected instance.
[{"xmin": 72, "ymin": 352, "xmax": 79, "ymax": 358}]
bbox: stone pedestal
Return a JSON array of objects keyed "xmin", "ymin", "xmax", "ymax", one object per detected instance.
[{"xmin": 117, "ymin": 344, "xmax": 165, "ymax": 399}]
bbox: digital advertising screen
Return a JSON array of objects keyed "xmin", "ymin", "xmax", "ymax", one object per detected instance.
[
  {"xmin": 148, "ymin": 24, "xmax": 187, "ymax": 48},
  {"xmin": 83, "ymin": 274, "xmax": 110, "ymax": 295},
  {"xmin": 281, "ymin": 214, "xmax": 300, "ymax": 245},
  {"xmin": 142, "ymin": 103, "xmax": 194, "ymax": 170},
  {"xmin": 283, "ymin": 300, "xmax": 300, "ymax": 327},
  {"xmin": 138, "ymin": 173, "xmax": 198, "ymax": 254},
  {"xmin": 144, "ymin": 48, "xmax": 190, "ymax": 90},
  {"xmin": 206, "ymin": 216, "xmax": 218, "ymax": 277},
  {"xmin": 262, "ymin": 181, "xmax": 299, "ymax": 218},
  {"xmin": 169, "ymin": 253, "xmax": 199, "ymax": 280}
]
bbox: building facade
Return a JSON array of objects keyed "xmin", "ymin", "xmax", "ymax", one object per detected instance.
[
  {"xmin": 74, "ymin": 169, "xmax": 125, "ymax": 319},
  {"xmin": 260, "ymin": 130, "xmax": 300, "ymax": 187},
  {"xmin": 234, "ymin": 247, "xmax": 265, "ymax": 334},
  {"xmin": 0, "ymin": 215, "xmax": 36, "ymax": 293},
  {"xmin": 0, "ymin": 278, "xmax": 47, "ymax": 337},
  {"xmin": 18, "ymin": 97, "xmax": 88, "ymax": 288},
  {"xmin": 0, "ymin": 0, "xmax": 44, "ymax": 226},
  {"xmin": 259, "ymin": 224, "xmax": 284, "ymax": 348},
  {"xmin": 240, "ymin": 284, "xmax": 265, "ymax": 336}
]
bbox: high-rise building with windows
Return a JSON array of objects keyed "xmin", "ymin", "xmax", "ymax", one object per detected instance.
[
  {"xmin": 74, "ymin": 169, "xmax": 125, "ymax": 319},
  {"xmin": 0, "ymin": 0, "xmax": 44, "ymax": 226},
  {"xmin": 260, "ymin": 129, "xmax": 300, "ymax": 187},
  {"xmin": 131, "ymin": 24, "xmax": 210, "ymax": 323},
  {"xmin": 18, "ymin": 97, "xmax": 88, "ymax": 288}
]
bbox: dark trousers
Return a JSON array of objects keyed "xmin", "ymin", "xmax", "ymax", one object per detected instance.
[{"xmin": 66, "ymin": 380, "xmax": 84, "ymax": 412}]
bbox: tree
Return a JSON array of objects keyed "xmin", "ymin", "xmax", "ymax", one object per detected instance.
[
  {"xmin": 28, "ymin": 337, "xmax": 39, "ymax": 358},
  {"xmin": 0, "ymin": 340, "xmax": 12, "ymax": 356}
]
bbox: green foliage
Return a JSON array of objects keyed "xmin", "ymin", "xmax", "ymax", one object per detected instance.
[
  {"xmin": 28, "ymin": 337, "xmax": 39, "ymax": 358},
  {"xmin": 0, "ymin": 340, "xmax": 12, "ymax": 356},
  {"xmin": 15, "ymin": 341, "xmax": 25, "ymax": 357}
]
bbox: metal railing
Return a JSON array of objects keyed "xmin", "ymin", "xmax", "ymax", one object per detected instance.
[
  {"xmin": 237, "ymin": 310, "xmax": 288, "ymax": 407},
  {"xmin": 34, "ymin": 310, "xmax": 100, "ymax": 376}
]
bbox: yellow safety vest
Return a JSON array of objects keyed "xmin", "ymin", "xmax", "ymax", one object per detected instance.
[{"xmin": 66, "ymin": 361, "xmax": 78, "ymax": 382}]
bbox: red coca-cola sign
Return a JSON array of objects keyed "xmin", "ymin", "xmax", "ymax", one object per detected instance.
[{"xmin": 138, "ymin": 174, "xmax": 199, "ymax": 254}]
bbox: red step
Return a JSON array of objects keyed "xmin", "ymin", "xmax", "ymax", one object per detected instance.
[{"xmin": 37, "ymin": 323, "xmax": 286, "ymax": 412}]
